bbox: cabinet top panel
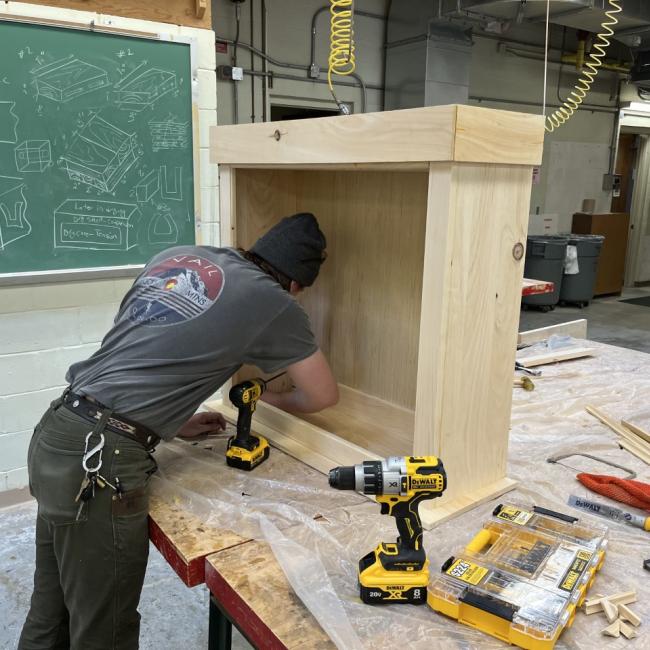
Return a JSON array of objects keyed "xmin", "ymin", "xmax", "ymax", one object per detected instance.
[{"xmin": 211, "ymin": 105, "xmax": 544, "ymax": 168}]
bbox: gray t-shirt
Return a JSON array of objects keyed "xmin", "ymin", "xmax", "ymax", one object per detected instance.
[{"xmin": 67, "ymin": 246, "xmax": 318, "ymax": 440}]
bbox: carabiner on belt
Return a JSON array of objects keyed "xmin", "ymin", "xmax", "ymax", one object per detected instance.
[{"xmin": 82, "ymin": 431, "xmax": 105, "ymax": 473}]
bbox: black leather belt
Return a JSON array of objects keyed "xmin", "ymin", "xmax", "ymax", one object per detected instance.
[{"xmin": 62, "ymin": 391, "xmax": 160, "ymax": 452}]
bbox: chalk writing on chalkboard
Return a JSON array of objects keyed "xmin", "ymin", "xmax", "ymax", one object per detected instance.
[{"xmin": 0, "ymin": 20, "xmax": 195, "ymax": 276}]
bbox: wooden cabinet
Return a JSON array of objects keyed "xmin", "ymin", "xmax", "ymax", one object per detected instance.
[
  {"xmin": 572, "ymin": 212, "xmax": 630, "ymax": 296},
  {"xmin": 211, "ymin": 105, "xmax": 544, "ymax": 527}
]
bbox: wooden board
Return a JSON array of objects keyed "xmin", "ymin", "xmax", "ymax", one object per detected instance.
[
  {"xmin": 299, "ymin": 385, "xmax": 414, "ymax": 457},
  {"xmin": 149, "ymin": 494, "xmax": 249, "ymax": 587},
  {"xmin": 518, "ymin": 320, "xmax": 588, "ymax": 346},
  {"xmin": 413, "ymin": 163, "xmax": 530, "ymax": 500},
  {"xmin": 211, "ymin": 105, "xmax": 544, "ymax": 167},
  {"xmin": 517, "ymin": 347, "xmax": 596, "ymax": 368},
  {"xmin": 621, "ymin": 420, "xmax": 650, "ymax": 445},
  {"xmin": 234, "ymin": 169, "xmax": 428, "ymax": 409},
  {"xmin": 205, "ymin": 541, "xmax": 335, "ymax": 650},
  {"xmin": 14, "ymin": 0, "xmax": 211, "ymax": 27},
  {"xmin": 209, "ymin": 401, "xmax": 373, "ymax": 473}
]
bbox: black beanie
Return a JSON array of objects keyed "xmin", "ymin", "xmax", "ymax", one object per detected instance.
[{"xmin": 250, "ymin": 213, "xmax": 326, "ymax": 287}]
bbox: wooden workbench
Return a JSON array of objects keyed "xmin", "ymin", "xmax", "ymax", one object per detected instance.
[{"xmin": 150, "ymin": 342, "xmax": 650, "ymax": 649}]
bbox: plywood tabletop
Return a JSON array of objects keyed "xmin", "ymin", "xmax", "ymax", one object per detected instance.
[
  {"xmin": 149, "ymin": 494, "xmax": 248, "ymax": 587},
  {"xmin": 205, "ymin": 541, "xmax": 335, "ymax": 650}
]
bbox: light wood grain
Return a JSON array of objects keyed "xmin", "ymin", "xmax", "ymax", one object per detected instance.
[
  {"xmin": 218, "ymin": 165, "xmax": 236, "ymax": 252},
  {"xmin": 414, "ymin": 163, "xmax": 530, "ymax": 501},
  {"xmin": 419, "ymin": 477, "xmax": 518, "ymax": 529},
  {"xmin": 206, "ymin": 541, "xmax": 335, "ymax": 649},
  {"xmin": 208, "ymin": 401, "xmax": 373, "ymax": 473},
  {"xmin": 584, "ymin": 591, "xmax": 637, "ymax": 615},
  {"xmin": 299, "ymin": 385, "xmax": 414, "ymax": 457},
  {"xmin": 517, "ymin": 347, "xmax": 596, "ymax": 368},
  {"xmin": 211, "ymin": 105, "xmax": 544, "ymax": 167},
  {"xmin": 233, "ymin": 169, "xmax": 428, "ymax": 409},
  {"xmin": 585, "ymin": 406, "xmax": 650, "ymax": 464},
  {"xmin": 619, "ymin": 440, "xmax": 650, "ymax": 465},
  {"xmin": 454, "ymin": 105, "xmax": 544, "ymax": 165},
  {"xmin": 13, "ymin": 0, "xmax": 211, "ymax": 27},
  {"xmin": 621, "ymin": 420, "xmax": 650, "ymax": 445},
  {"xmin": 618, "ymin": 603, "xmax": 642, "ymax": 627},
  {"xmin": 518, "ymin": 319, "xmax": 588, "ymax": 345},
  {"xmin": 213, "ymin": 106, "xmax": 541, "ymax": 525}
]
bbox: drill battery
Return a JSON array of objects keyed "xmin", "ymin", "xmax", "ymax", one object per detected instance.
[
  {"xmin": 225, "ymin": 434, "xmax": 270, "ymax": 471},
  {"xmin": 358, "ymin": 544, "xmax": 429, "ymax": 604}
]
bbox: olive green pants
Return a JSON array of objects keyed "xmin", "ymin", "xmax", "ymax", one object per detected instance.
[{"xmin": 19, "ymin": 399, "xmax": 157, "ymax": 650}]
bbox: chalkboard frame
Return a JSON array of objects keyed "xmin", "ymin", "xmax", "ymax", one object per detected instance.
[{"xmin": 0, "ymin": 12, "xmax": 201, "ymax": 285}]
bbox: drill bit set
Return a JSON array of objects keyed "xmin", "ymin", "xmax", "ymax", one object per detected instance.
[{"xmin": 427, "ymin": 503, "xmax": 608, "ymax": 650}]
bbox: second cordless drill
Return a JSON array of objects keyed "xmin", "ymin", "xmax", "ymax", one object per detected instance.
[
  {"xmin": 329, "ymin": 455, "xmax": 447, "ymax": 604},
  {"xmin": 226, "ymin": 378, "xmax": 270, "ymax": 471}
]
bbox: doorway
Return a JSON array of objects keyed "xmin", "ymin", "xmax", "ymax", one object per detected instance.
[{"xmin": 270, "ymin": 105, "xmax": 341, "ymax": 121}]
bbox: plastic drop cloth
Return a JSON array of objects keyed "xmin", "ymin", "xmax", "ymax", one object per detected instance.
[{"xmin": 151, "ymin": 340, "xmax": 650, "ymax": 649}]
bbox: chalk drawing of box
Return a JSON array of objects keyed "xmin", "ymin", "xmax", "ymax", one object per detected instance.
[
  {"xmin": 60, "ymin": 115, "xmax": 139, "ymax": 194},
  {"xmin": 33, "ymin": 56, "xmax": 110, "ymax": 103},
  {"xmin": 54, "ymin": 199, "xmax": 143, "ymax": 250},
  {"xmin": 114, "ymin": 67, "xmax": 177, "ymax": 112}
]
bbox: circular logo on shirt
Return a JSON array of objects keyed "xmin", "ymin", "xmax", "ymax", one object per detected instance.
[{"xmin": 127, "ymin": 254, "xmax": 225, "ymax": 326}]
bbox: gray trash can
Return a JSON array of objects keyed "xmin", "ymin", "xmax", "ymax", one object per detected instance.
[
  {"xmin": 522, "ymin": 235, "xmax": 569, "ymax": 311},
  {"xmin": 559, "ymin": 234, "xmax": 604, "ymax": 308}
]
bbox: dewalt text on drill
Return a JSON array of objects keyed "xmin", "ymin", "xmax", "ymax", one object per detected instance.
[
  {"xmin": 226, "ymin": 377, "xmax": 271, "ymax": 471},
  {"xmin": 329, "ymin": 455, "xmax": 446, "ymax": 604}
]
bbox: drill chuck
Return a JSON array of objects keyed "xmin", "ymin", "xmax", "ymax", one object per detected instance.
[
  {"xmin": 329, "ymin": 457, "xmax": 411, "ymax": 494},
  {"xmin": 328, "ymin": 465, "xmax": 356, "ymax": 490}
]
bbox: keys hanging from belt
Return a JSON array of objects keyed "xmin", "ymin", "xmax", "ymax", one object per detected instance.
[{"xmin": 75, "ymin": 408, "xmax": 114, "ymax": 520}]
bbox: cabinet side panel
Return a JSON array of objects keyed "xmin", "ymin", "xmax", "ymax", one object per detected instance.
[{"xmin": 415, "ymin": 163, "xmax": 531, "ymax": 502}]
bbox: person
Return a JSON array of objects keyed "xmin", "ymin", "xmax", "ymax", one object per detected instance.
[{"xmin": 19, "ymin": 212, "xmax": 337, "ymax": 650}]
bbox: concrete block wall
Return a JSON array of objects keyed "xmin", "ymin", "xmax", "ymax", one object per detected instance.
[
  {"xmin": 0, "ymin": 279, "xmax": 131, "ymax": 490},
  {"xmin": 0, "ymin": 4, "xmax": 218, "ymax": 492}
]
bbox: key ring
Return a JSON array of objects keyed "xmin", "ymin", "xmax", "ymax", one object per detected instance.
[{"xmin": 82, "ymin": 431, "xmax": 105, "ymax": 473}]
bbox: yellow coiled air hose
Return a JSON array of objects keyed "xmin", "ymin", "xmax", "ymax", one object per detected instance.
[
  {"xmin": 328, "ymin": 0, "xmax": 355, "ymax": 112},
  {"xmin": 545, "ymin": 0, "xmax": 622, "ymax": 133}
]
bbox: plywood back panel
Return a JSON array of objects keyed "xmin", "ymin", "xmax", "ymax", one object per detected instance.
[
  {"xmin": 234, "ymin": 169, "xmax": 428, "ymax": 409},
  {"xmin": 415, "ymin": 162, "xmax": 531, "ymax": 502}
]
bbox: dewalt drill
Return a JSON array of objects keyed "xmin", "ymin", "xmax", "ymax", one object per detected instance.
[
  {"xmin": 329, "ymin": 456, "xmax": 446, "ymax": 604},
  {"xmin": 226, "ymin": 378, "xmax": 271, "ymax": 471}
]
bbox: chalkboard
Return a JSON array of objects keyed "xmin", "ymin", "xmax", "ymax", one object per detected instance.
[{"xmin": 0, "ymin": 20, "xmax": 195, "ymax": 277}]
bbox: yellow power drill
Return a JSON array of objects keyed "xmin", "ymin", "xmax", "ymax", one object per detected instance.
[
  {"xmin": 225, "ymin": 378, "xmax": 271, "ymax": 471},
  {"xmin": 329, "ymin": 456, "xmax": 446, "ymax": 604}
]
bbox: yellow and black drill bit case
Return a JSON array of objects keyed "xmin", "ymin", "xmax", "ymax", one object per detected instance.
[{"xmin": 427, "ymin": 503, "xmax": 608, "ymax": 650}]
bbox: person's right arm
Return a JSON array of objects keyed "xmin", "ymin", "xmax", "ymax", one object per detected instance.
[{"xmin": 261, "ymin": 349, "xmax": 338, "ymax": 413}]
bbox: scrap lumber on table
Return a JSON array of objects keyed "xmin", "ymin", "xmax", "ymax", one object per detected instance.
[
  {"xmin": 517, "ymin": 319, "xmax": 588, "ymax": 346},
  {"xmin": 585, "ymin": 406, "xmax": 650, "ymax": 465},
  {"xmin": 583, "ymin": 591, "xmax": 637, "ymax": 615},
  {"xmin": 517, "ymin": 346, "xmax": 596, "ymax": 368},
  {"xmin": 602, "ymin": 619, "xmax": 621, "ymax": 637},
  {"xmin": 621, "ymin": 420, "xmax": 650, "ymax": 445}
]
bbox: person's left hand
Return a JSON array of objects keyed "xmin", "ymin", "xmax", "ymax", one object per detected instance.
[{"xmin": 177, "ymin": 412, "xmax": 227, "ymax": 438}]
